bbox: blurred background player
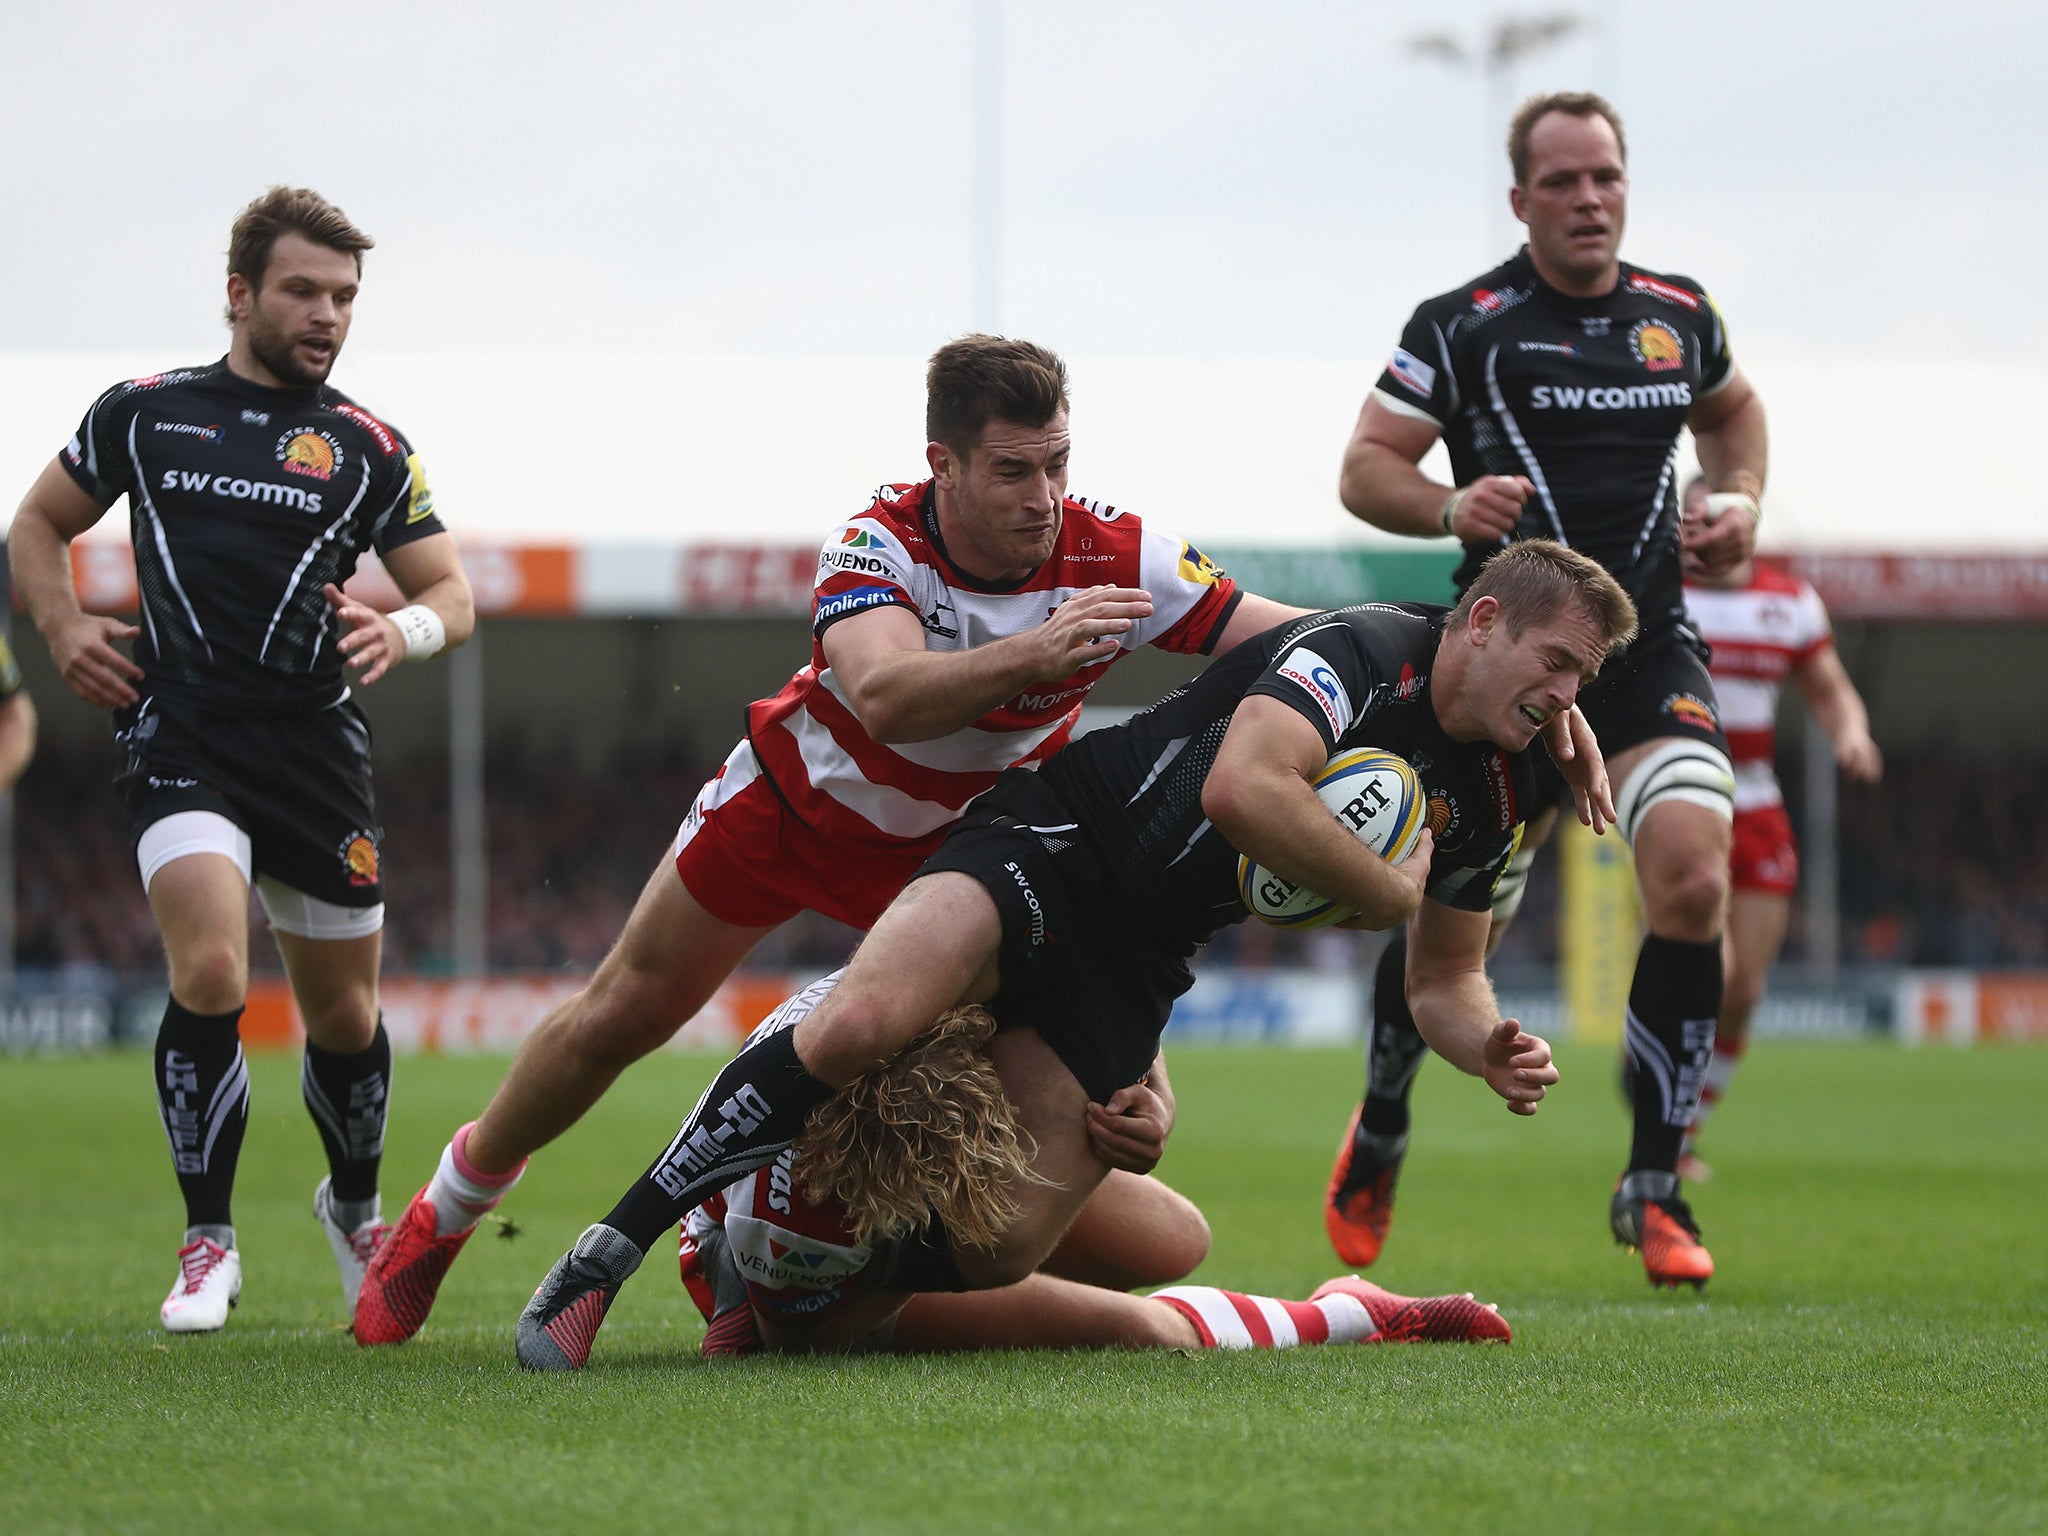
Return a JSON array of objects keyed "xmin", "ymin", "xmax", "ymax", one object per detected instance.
[
  {"xmin": 1328, "ymin": 91, "xmax": 1769, "ymax": 1288},
  {"xmin": 675, "ymin": 980, "xmax": 1510, "ymax": 1358},
  {"xmin": 0, "ymin": 549, "xmax": 37, "ymax": 791},
  {"xmin": 355, "ymin": 335, "xmax": 1307, "ymax": 1345},
  {"xmin": 8, "ymin": 187, "xmax": 474, "ymax": 1332},
  {"xmin": 1678, "ymin": 476, "xmax": 1881, "ymax": 1179}
]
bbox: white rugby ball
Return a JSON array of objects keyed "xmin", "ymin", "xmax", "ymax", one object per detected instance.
[{"xmin": 1236, "ymin": 747, "xmax": 1427, "ymax": 929}]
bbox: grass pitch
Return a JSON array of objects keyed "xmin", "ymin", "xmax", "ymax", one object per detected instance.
[{"xmin": 2, "ymin": 1039, "xmax": 2044, "ymax": 1535}]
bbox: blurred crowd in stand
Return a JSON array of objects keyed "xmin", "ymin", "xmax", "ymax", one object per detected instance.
[{"xmin": 11, "ymin": 741, "xmax": 2045, "ymax": 981}]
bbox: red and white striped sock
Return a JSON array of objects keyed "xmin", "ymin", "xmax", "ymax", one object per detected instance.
[
  {"xmin": 1150, "ymin": 1286, "xmax": 1374, "ymax": 1348},
  {"xmin": 424, "ymin": 1121, "xmax": 527, "ymax": 1236},
  {"xmin": 1685, "ymin": 1035, "xmax": 1747, "ymax": 1149}
]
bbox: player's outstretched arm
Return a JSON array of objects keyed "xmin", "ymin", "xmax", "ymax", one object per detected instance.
[
  {"xmin": 1793, "ymin": 640, "xmax": 1883, "ymax": 783},
  {"xmin": 1204, "ymin": 695, "xmax": 1432, "ymax": 930},
  {"xmin": 326, "ymin": 532, "xmax": 475, "ymax": 686},
  {"xmin": 1684, "ymin": 365, "xmax": 1768, "ymax": 575},
  {"xmin": 1406, "ymin": 900, "xmax": 1558, "ymax": 1115},
  {"xmin": 8, "ymin": 459, "xmax": 141, "ymax": 709},
  {"xmin": 1339, "ymin": 396, "xmax": 1529, "ymax": 542},
  {"xmin": 825, "ymin": 586, "xmax": 1153, "ymax": 745}
]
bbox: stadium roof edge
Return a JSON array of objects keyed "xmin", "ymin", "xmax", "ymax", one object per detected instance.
[{"xmin": 3, "ymin": 349, "xmax": 2040, "ymax": 556}]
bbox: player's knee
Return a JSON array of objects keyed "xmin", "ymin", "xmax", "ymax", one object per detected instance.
[
  {"xmin": 168, "ymin": 942, "xmax": 247, "ymax": 1014},
  {"xmin": 1646, "ymin": 858, "xmax": 1729, "ymax": 940},
  {"xmin": 297, "ymin": 988, "xmax": 379, "ymax": 1051},
  {"xmin": 1127, "ymin": 1193, "xmax": 1210, "ymax": 1285}
]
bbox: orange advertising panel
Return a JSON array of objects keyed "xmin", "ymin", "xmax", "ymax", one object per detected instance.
[{"xmin": 235, "ymin": 973, "xmax": 801, "ymax": 1053}]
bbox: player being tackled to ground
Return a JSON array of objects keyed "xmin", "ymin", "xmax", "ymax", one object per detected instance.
[
  {"xmin": 1328, "ymin": 92, "xmax": 1769, "ymax": 1288},
  {"xmin": 355, "ymin": 335, "xmax": 1315, "ymax": 1345},
  {"xmin": 1678, "ymin": 477, "xmax": 1880, "ymax": 1180},
  {"xmin": 8, "ymin": 188, "xmax": 474, "ymax": 1332},
  {"xmin": 513, "ymin": 540, "xmax": 1635, "ymax": 1371},
  {"xmin": 668, "ymin": 975, "xmax": 1509, "ymax": 1360}
]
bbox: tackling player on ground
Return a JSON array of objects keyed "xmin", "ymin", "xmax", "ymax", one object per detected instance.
[
  {"xmin": 1327, "ymin": 92, "xmax": 1769, "ymax": 1288},
  {"xmin": 511, "ymin": 541, "xmax": 1634, "ymax": 1371},
  {"xmin": 9, "ymin": 188, "xmax": 474, "ymax": 1332},
  {"xmin": 354, "ymin": 336, "xmax": 1311, "ymax": 1344},
  {"xmin": 673, "ymin": 977, "xmax": 1510, "ymax": 1359},
  {"xmin": 1678, "ymin": 476, "xmax": 1880, "ymax": 1178}
]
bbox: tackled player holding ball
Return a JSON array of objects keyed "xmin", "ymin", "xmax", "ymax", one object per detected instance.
[
  {"xmin": 1327, "ymin": 92, "xmax": 1769, "ymax": 1287},
  {"xmin": 512, "ymin": 541, "xmax": 1635, "ymax": 1371}
]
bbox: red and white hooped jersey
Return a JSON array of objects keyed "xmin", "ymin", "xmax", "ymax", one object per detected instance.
[
  {"xmin": 684, "ymin": 1147, "xmax": 873, "ymax": 1322},
  {"xmin": 745, "ymin": 481, "xmax": 1241, "ymax": 854},
  {"xmin": 1683, "ymin": 564, "xmax": 1831, "ymax": 811}
]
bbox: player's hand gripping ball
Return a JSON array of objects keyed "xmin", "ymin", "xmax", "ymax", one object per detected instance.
[{"xmin": 1237, "ymin": 748, "xmax": 1425, "ymax": 928}]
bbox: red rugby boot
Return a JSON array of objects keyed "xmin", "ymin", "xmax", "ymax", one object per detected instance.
[
  {"xmin": 1310, "ymin": 1276, "xmax": 1512, "ymax": 1344},
  {"xmin": 353, "ymin": 1185, "xmax": 475, "ymax": 1346}
]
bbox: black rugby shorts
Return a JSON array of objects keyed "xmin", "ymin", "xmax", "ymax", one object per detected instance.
[
  {"xmin": 1529, "ymin": 626, "xmax": 1731, "ymax": 815},
  {"xmin": 913, "ymin": 769, "xmax": 1192, "ymax": 1103},
  {"xmin": 114, "ymin": 696, "xmax": 385, "ymax": 907}
]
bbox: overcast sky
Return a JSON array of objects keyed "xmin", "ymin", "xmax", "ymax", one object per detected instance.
[{"xmin": 4, "ymin": 0, "xmax": 2039, "ymax": 372}]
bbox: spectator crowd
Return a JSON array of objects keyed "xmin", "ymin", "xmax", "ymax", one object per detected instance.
[{"xmin": 12, "ymin": 740, "xmax": 2045, "ymax": 981}]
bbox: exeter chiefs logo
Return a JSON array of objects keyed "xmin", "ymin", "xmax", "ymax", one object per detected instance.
[
  {"xmin": 277, "ymin": 428, "xmax": 343, "ymax": 481},
  {"xmin": 1426, "ymin": 793, "xmax": 1455, "ymax": 839},
  {"xmin": 338, "ymin": 830, "xmax": 381, "ymax": 887},
  {"xmin": 1629, "ymin": 320, "xmax": 1684, "ymax": 373},
  {"xmin": 1663, "ymin": 693, "xmax": 1719, "ymax": 731}
]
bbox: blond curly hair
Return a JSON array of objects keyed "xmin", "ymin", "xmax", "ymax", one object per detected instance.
[{"xmin": 798, "ymin": 1005, "xmax": 1053, "ymax": 1250}]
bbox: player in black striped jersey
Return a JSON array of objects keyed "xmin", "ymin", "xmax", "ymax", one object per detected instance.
[
  {"xmin": 1330, "ymin": 92, "xmax": 1770, "ymax": 1288},
  {"xmin": 510, "ymin": 542, "xmax": 1636, "ymax": 1371},
  {"xmin": 8, "ymin": 187, "xmax": 475, "ymax": 1333}
]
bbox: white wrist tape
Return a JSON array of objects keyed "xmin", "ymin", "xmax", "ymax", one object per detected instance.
[
  {"xmin": 391, "ymin": 604, "xmax": 446, "ymax": 662},
  {"xmin": 1704, "ymin": 491, "xmax": 1761, "ymax": 527}
]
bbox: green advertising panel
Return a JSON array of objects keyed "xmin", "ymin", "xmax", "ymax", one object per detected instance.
[{"xmin": 1205, "ymin": 545, "xmax": 1462, "ymax": 610}]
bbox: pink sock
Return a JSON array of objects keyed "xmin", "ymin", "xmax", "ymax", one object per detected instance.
[{"xmin": 424, "ymin": 1122, "xmax": 526, "ymax": 1235}]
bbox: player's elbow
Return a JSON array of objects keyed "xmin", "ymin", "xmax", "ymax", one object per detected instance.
[
  {"xmin": 1199, "ymin": 765, "xmax": 1263, "ymax": 848},
  {"xmin": 846, "ymin": 688, "xmax": 920, "ymax": 745}
]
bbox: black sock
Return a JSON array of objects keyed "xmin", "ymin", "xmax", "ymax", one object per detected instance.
[
  {"xmin": 603, "ymin": 1027, "xmax": 834, "ymax": 1252},
  {"xmin": 1359, "ymin": 934, "xmax": 1428, "ymax": 1140},
  {"xmin": 154, "ymin": 999, "xmax": 250, "ymax": 1232},
  {"xmin": 1624, "ymin": 935, "xmax": 1721, "ymax": 1173},
  {"xmin": 302, "ymin": 1018, "xmax": 391, "ymax": 1206},
  {"xmin": 870, "ymin": 1214, "xmax": 970, "ymax": 1293}
]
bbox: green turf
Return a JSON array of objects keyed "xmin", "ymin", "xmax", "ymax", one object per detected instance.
[{"xmin": 2, "ymin": 1041, "xmax": 2044, "ymax": 1535}]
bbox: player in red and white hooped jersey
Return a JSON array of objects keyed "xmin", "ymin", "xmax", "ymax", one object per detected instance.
[
  {"xmin": 356, "ymin": 335, "xmax": 1310, "ymax": 1346},
  {"xmin": 732, "ymin": 476, "xmax": 1241, "ymax": 912},
  {"xmin": 673, "ymin": 973, "xmax": 1511, "ymax": 1358},
  {"xmin": 1680, "ymin": 478, "xmax": 1881, "ymax": 1178}
]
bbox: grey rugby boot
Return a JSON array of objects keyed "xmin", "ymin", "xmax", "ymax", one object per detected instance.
[{"xmin": 515, "ymin": 1224, "xmax": 644, "ymax": 1370}]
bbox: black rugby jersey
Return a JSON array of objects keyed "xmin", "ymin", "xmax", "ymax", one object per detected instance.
[
  {"xmin": 1039, "ymin": 603, "xmax": 1532, "ymax": 946},
  {"xmin": 1374, "ymin": 249, "xmax": 1733, "ymax": 640},
  {"xmin": 59, "ymin": 360, "xmax": 446, "ymax": 712}
]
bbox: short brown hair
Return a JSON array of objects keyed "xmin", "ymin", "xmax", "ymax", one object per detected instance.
[
  {"xmin": 926, "ymin": 335, "xmax": 1069, "ymax": 456},
  {"xmin": 227, "ymin": 186, "xmax": 373, "ymax": 294},
  {"xmin": 798, "ymin": 1005, "xmax": 1052, "ymax": 1251},
  {"xmin": 1451, "ymin": 539, "xmax": 1638, "ymax": 655},
  {"xmin": 1508, "ymin": 92, "xmax": 1627, "ymax": 185}
]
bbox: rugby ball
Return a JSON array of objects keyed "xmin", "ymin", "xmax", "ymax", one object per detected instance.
[{"xmin": 1236, "ymin": 748, "xmax": 1426, "ymax": 929}]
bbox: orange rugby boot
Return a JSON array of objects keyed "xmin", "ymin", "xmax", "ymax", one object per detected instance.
[{"xmin": 1324, "ymin": 1105, "xmax": 1404, "ymax": 1268}]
